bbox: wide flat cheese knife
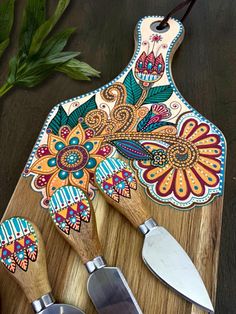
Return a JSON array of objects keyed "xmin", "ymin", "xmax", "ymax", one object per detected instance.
[
  {"xmin": 95, "ymin": 157, "xmax": 214, "ymax": 313},
  {"xmin": 0, "ymin": 217, "xmax": 85, "ymax": 314},
  {"xmin": 48, "ymin": 185, "xmax": 142, "ymax": 314}
]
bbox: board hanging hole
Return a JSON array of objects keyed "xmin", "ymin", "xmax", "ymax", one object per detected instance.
[{"xmin": 151, "ymin": 21, "xmax": 170, "ymax": 33}]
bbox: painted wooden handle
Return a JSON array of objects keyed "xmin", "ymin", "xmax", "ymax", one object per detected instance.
[
  {"xmin": 95, "ymin": 158, "xmax": 151, "ymax": 228},
  {"xmin": 49, "ymin": 186, "xmax": 102, "ymax": 264},
  {"xmin": 0, "ymin": 217, "xmax": 51, "ymax": 303}
]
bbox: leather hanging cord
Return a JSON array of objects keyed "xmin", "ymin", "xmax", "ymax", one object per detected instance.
[{"xmin": 157, "ymin": 0, "xmax": 198, "ymax": 30}]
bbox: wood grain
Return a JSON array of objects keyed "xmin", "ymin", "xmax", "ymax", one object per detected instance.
[
  {"xmin": 96, "ymin": 180, "xmax": 151, "ymax": 229},
  {"xmin": 0, "ymin": 176, "xmax": 223, "ymax": 314},
  {"xmin": 51, "ymin": 197, "xmax": 103, "ymax": 264}
]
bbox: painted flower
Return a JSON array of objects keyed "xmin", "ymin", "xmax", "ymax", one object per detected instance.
[
  {"xmin": 30, "ymin": 124, "xmax": 112, "ymax": 200},
  {"xmin": 150, "ymin": 34, "xmax": 162, "ymax": 42},
  {"xmin": 137, "ymin": 103, "xmax": 172, "ymax": 132},
  {"xmin": 133, "ymin": 118, "xmax": 222, "ymax": 205},
  {"xmin": 135, "ymin": 51, "xmax": 165, "ymax": 83}
]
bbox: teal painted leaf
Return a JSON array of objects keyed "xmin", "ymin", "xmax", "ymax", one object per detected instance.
[
  {"xmin": 48, "ymin": 105, "xmax": 68, "ymax": 135},
  {"xmin": 143, "ymin": 85, "xmax": 173, "ymax": 104},
  {"xmin": 123, "ymin": 70, "xmax": 142, "ymax": 104},
  {"xmin": 137, "ymin": 110, "xmax": 152, "ymax": 132},
  {"xmin": 139, "ymin": 120, "xmax": 175, "ymax": 133},
  {"xmin": 67, "ymin": 95, "xmax": 97, "ymax": 130}
]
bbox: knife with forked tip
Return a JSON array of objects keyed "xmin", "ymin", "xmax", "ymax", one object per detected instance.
[
  {"xmin": 95, "ymin": 157, "xmax": 214, "ymax": 313},
  {"xmin": 49, "ymin": 185, "xmax": 143, "ymax": 314}
]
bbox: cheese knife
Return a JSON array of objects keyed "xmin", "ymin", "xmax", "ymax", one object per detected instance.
[
  {"xmin": 95, "ymin": 157, "xmax": 214, "ymax": 313},
  {"xmin": 0, "ymin": 216, "xmax": 85, "ymax": 314},
  {"xmin": 49, "ymin": 185, "xmax": 143, "ymax": 314}
]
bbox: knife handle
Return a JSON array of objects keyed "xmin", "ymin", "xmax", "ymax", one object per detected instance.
[
  {"xmin": 0, "ymin": 217, "xmax": 51, "ymax": 303},
  {"xmin": 95, "ymin": 157, "xmax": 151, "ymax": 228},
  {"xmin": 49, "ymin": 186, "xmax": 102, "ymax": 264}
]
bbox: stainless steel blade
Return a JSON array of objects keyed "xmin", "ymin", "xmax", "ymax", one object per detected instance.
[
  {"xmin": 87, "ymin": 267, "xmax": 143, "ymax": 314},
  {"xmin": 142, "ymin": 226, "xmax": 214, "ymax": 313},
  {"xmin": 40, "ymin": 304, "xmax": 85, "ymax": 314}
]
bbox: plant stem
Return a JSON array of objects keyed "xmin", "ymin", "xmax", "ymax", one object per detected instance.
[{"xmin": 0, "ymin": 82, "xmax": 13, "ymax": 97}]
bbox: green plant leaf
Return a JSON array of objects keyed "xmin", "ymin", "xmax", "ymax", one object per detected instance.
[
  {"xmin": 0, "ymin": 38, "xmax": 9, "ymax": 58},
  {"xmin": 29, "ymin": 0, "xmax": 70, "ymax": 56},
  {"xmin": 0, "ymin": 0, "xmax": 15, "ymax": 41},
  {"xmin": 143, "ymin": 85, "xmax": 173, "ymax": 104},
  {"xmin": 57, "ymin": 58, "xmax": 100, "ymax": 81},
  {"xmin": 19, "ymin": 0, "xmax": 46, "ymax": 58},
  {"xmin": 14, "ymin": 51, "xmax": 79, "ymax": 87},
  {"xmin": 123, "ymin": 70, "xmax": 142, "ymax": 104},
  {"xmin": 0, "ymin": 0, "xmax": 15, "ymax": 58},
  {"xmin": 48, "ymin": 105, "xmax": 68, "ymax": 134},
  {"xmin": 38, "ymin": 27, "xmax": 76, "ymax": 57},
  {"xmin": 0, "ymin": 0, "xmax": 101, "ymax": 98},
  {"xmin": 67, "ymin": 95, "xmax": 97, "ymax": 130},
  {"xmin": 7, "ymin": 56, "xmax": 18, "ymax": 84}
]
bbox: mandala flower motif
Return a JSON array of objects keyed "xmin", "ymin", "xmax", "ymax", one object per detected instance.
[
  {"xmin": 133, "ymin": 118, "xmax": 222, "ymax": 206},
  {"xmin": 30, "ymin": 124, "xmax": 113, "ymax": 200}
]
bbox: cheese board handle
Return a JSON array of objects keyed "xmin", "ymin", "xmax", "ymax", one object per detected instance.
[
  {"xmin": 49, "ymin": 186, "xmax": 103, "ymax": 265},
  {"xmin": 95, "ymin": 157, "xmax": 152, "ymax": 229},
  {"xmin": 0, "ymin": 217, "xmax": 52, "ymax": 303}
]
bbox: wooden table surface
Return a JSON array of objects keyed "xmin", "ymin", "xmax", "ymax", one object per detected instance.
[{"xmin": 0, "ymin": 1, "xmax": 235, "ymax": 313}]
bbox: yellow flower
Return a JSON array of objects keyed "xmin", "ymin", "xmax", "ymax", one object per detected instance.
[{"xmin": 30, "ymin": 124, "xmax": 112, "ymax": 198}]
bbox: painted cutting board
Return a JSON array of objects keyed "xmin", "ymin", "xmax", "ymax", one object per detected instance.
[{"xmin": 0, "ymin": 16, "xmax": 226, "ymax": 314}]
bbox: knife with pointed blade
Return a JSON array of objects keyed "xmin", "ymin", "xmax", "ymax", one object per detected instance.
[
  {"xmin": 49, "ymin": 185, "xmax": 143, "ymax": 314},
  {"xmin": 95, "ymin": 157, "xmax": 214, "ymax": 313},
  {"xmin": 0, "ymin": 216, "xmax": 85, "ymax": 314}
]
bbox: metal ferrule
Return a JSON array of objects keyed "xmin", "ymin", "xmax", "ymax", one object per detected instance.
[
  {"xmin": 32, "ymin": 292, "xmax": 55, "ymax": 313},
  {"xmin": 138, "ymin": 217, "xmax": 158, "ymax": 235},
  {"xmin": 85, "ymin": 256, "xmax": 107, "ymax": 274}
]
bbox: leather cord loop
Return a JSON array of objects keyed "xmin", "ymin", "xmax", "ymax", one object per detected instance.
[{"xmin": 157, "ymin": 0, "xmax": 197, "ymax": 30}]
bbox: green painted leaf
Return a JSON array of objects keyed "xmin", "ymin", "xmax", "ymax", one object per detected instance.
[
  {"xmin": 19, "ymin": 0, "xmax": 46, "ymax": 58},
  {"xmin": 123, "ymin": 70, "xmax": 142, "ymax": 104},
  {"xmin": 57, "ymin": 58, "xmax": 100, "ymax": 81},
  {"xmin": 48, "ymin": 105, "xmax": 68, "ymax": 134},
  {"xmin": 29, "ymin": 0, "xmax": 70, "ymax": 56},
  {"xmin": 38, "ymin": 27, "xmax": 76, "ymax": 57},
  {"xmin": 67, "ymin": 95, "xmax": 97, "ymax": 130},
  {"xmin": 143, "ymin": 85, "xmax": 173, "ymax": 104},
  {"xmin": 0, "ymin": 0, "xmax": 15, "ymax": 58}
]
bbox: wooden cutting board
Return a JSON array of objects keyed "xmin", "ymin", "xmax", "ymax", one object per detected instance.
[{"xmin": 0, "ymin": 16, "xmax": 226, "ymax": 314}]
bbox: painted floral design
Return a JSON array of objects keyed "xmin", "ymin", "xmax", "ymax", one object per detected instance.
[
  {"xmin": 134, "ymin": 36, "xmax": 167, "ymax": 85},
  {"xmin": 133, "ymin": 118, "xmax": 222, "ymax": 206},
  {"xmin": 23, "ymin": 18, "xmax": 225, "ymax": 210},
  {"xmin": 135, "ymin": 51, "xmax": 165, "ymax": 83},
  {"xmin": 29, "ymin": 124, "xmax": 112, "ymax": 203}
]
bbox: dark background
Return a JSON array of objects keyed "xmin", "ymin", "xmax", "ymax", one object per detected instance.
[{"xmin": 0, "ymin": 1, "xmax": 235, "ymax": 313}]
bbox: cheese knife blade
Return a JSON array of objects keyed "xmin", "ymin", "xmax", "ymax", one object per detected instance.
[
  {"xmin": 95, "ymin": 157, "xmax": 214, "ymax": 313},
  {"xmin": 49, "ymin": 186, "xmax": 143, "ymax": 314}
]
